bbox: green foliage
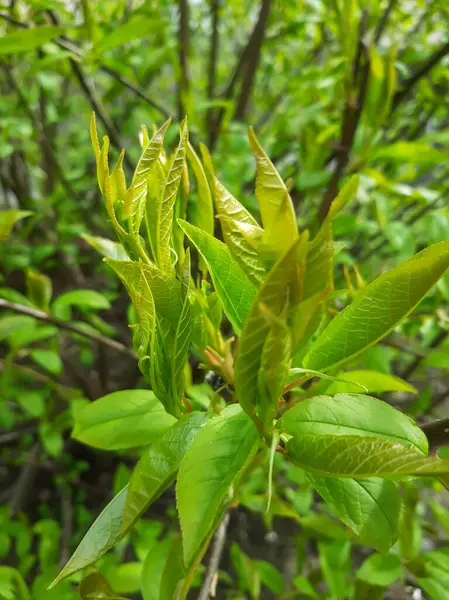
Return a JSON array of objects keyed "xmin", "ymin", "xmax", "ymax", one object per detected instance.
[{"xmin": 3, "ymin": 2, "xmax": 449, "ymax": 598}]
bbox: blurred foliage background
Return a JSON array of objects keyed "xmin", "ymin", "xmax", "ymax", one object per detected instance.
[{"xmin": 2, "ymin": 0, "xmax": 449, "ymax": 598}]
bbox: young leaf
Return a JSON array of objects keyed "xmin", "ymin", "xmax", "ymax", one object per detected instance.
[
  {"xmin": 24, "ymin": 269, "xmax": 52, "ymax": 312},
  {"xmin": 356, "ymin": 553, "xmax": 402, "ymax": 587},
  {"xmin": 105, "ymin": 260, "xmax": 156, "ymax": 357},
  {"xmin": 157, "ymin": 120, "xmax": 188, "ymax": 272},
  {"xmin": 235, "ymin": 241, "xmax": 302, "ymax": 421},
  {"xmin": 52, "ymin": 289, "xmax": 111, "ymax": 314},
  {"xmin": 81, "ymin": 234, "xmax": 129, "ymax": 260},
  {"xmin": 141, "ymin": 536, "xmax": 173, "ymax": 600},
  {"xmin": 177, "ymin": 404, "xmax": 260, "ymax": 565},
  {"xmin": 186, "ymin": 142, "xmax": 214, "ymax": 237},
  {"xmin": 72, "ymin": 390, "xmax": 176, "ymax": 450},
  {"xmin": 171, "ymin": 257, "xmax": 192, "ymax": 402},
  {"xmin": 122, "ymin": 412, "xmax": 210, "ymax": 533},
  {"xmin": 279, "ymin": 393, "xmax": 428, "ymax": 453},
  {"xmin": 327, "ymin": 175, "xmax": 359, "ymax": 221},
  {"xmin": 79, "ymin": 572, "xmax": 129, "ymax": 600},
  {"xmin": 318, "ymin": 540, "xmax": 351, "ymax": 598},
  {"xmin": 0, "ymin": 210, "xmax": 32, "ymax": 242},
  {"xmin": 304, "ymin": 240, "xmax": 449, "ymax": 373},
  {"xmin": 126, "ymin": 119, "xmax": 171, "ymax": 230},
  {"xmin": 302, "ymin": 219, "xmax": 333, "ymax": 300},
  {"xmin": 208, "ymin": 167, "xmax": 265, "ymax": 284},
  {"xmin": 178, "ymin": 220, "xmax": 256, "ymax": 334},
  {"xmin": 326, "ymin": 370, "xmax": 417, "ymax": 394},
  {"xmin": 286, "ymin": 434, "xmax": 449, "ymax": 478},
  {"xmin": 49, "ymin": 486, "xmax": 128, "ymax": 588},
  {"xmin": 0, "ymin": 27, "xmax": 64, "ymax": 55},
  {"xmin": 307, "ymin": 475, "xmax": 401, "ymax": 553},
  {"xmin": 248, "ymin": 127, "xmax": 298, "ymax": 260},
  {"xmin": 106, "ymin": 259, "xmax": 182, "ymax": 330}
]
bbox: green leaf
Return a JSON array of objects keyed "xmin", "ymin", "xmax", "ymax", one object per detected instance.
[
  {"xmin": 319, "ymin": 540, "xmax": 352, "ymax": 598},
  {"xmin": 279, "ymin": 393, "xmax": 428, "ymax": 453},
  {"xmin": 0, "ymin": 567, "xmax": 30, "ymax": 600},
  {"xmin": 105, "ymin": 260, "xmax": 156, "ymax": 357},
  {"xmin": 286, "ymin": 434, "xmax": 449, "ymax": 478},
  {"xmin": 49, "ymin": 486, "xmax": 128, "ymax": 588},
  {"xmin": 326, "ymin": 370, "xmax": 417, "ymax": 394},
  {"xmin": 103, "ymin": 563, "xmax": 141, "ymax": 594},
  {"xmin": 157, "ymin": 120, "xmax": 188, "ymax": 272},
  {"xmin": 177, "ymin": 404, "xmax": 259, "ymax": 564},
  {"xmin": 248, "ymin": 127, "xmax": 298, "ymax": 261},
  {"xmin": 186, "ymin": 142, "xmax": 214, "ymax": 237},
  {"xmin": 0, "ymin": 27, "xmax": 64, "ymax": 55},
  {"xmin": 230, "ymin": 543, "xmax": 261, "ymax": 600},
  {"xmin": 178, "ymin": 220, "xmax": 256, "ymax": 334},
  {"xmin": 80, "ymin": 572, "xmax": 129, "ymax": 599},
  {"xmin": 293, "ymin": 575, "xmax": 318, "ymax": 598},
  {"xmin": 25, "ymin": 269, "xmax": 52, "ymax": 312},
  {"xmin": 209, "ymin": 168, "xmax": 265, "ymax": 285},
  {"xmin": 234, "ymin": 241, "xmax": 302, "ymax": 421},
  {"xmin": 18, "ymin": 391, "xmax": 45, "ymax": 418},
  {"xmin": 0, "ymin": 316, "xmax": 34, "ymax": 342},
  {"xmin": 141, "ymin": 536, "xmax": 173, "ymax": 600},
  {"xmin": 356, "ymin": 554, "xmax": 402, "ymax": 587},
  {"xmin": 52, "ymin": 290, "xmax": 111, "ymax": 313},
  {"xmin": 302, "ymin": 219, "xmax": 333, "ymax": 300},
  {"xmin": 72, "ymin": 390, "xmax": 176, "ymax": 450},
  {"xmin": 100, "ymin": 16, "xmax": 156, "ymax": 52},
  {"xmin": 0, "ymin": 210, "xmax": 32, "ymax": 241},
  {"xmin": 81, "ymin": 234, "xmax": 129, "ymax": 260},
  {"xmin": 254, "ymin": 560, "xmax": 284, "ymax": 595},
  {"xmin": 307, "ymin": 475, "xmax": 401, "ymax": 553},
  {"xmin": 159, "ymin": 538, "xmax": 188, "ymax": 600},
  {"xmin": 127, "ymin": 119, "xmax": 171, "ymax": 232},
  {"xmin": 373, "ymin": 142, "xmax": 446, "ymax": 166},
  {"xmin": 304, "ymin": 240, "xmax": 449, "ymax": 372},
  {"xmin": 122, "ymin": 412, "xmax": 210, "ymax": 533},
  {"xmin": 171, "ymin": 263, "xmax": 192, "ymax": 402},
  {"xmin": 30, "ymin": 349, "xmax": 62, "ymax": 376}
]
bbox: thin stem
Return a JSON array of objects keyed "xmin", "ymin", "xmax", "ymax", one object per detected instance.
[
  {"xmin": 0, "ymin": 299, "xmax": 137, "ymax": 359},
  {"xmin": 197, "ymin": 512, "xmax": 230, "ymax": 600},
  {"xmin": 178, "ymin": 0, "xmax": 190, "ymax": 120}
]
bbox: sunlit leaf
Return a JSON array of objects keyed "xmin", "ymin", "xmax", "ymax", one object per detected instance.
[
  {"xmin": 0, "ymin": 210, "xmax": 32, "ymax": 241},
  {"xmin": 122, "ymin": 412, "xmax": 210, "ymax": 533},
  {"xmin": 307, "ymin": 475, "xmax": 401, "ymax": 553},
  {"xmin": 186, "ymin": 142, "xmax": 214, "ymax": 237},
  {"xmin": 279, "ymin": 393, "xmax": 428, "ymax": 453},
  {"xmin": 304, "ymin": 240, "xmax": 449, "ymax": 372},
  {"xmin": 81, "ymin": 234, "xmax": 129, "ymax": 260},
  {"xmin": 72, "ymin": 390, "xmax": 176, "ymax": 450},
  {"xmin": 287, "ymin": 434, "xmax": 449, "ymax": 478},
  {"xmin": 177, "ymin": 405, "xmax": 259, "ymax": 565},
  {"xmin": 179, "ymin": 220, "xmax": 256, "ymax": 334},
  {"xmin": 0, "ymin": 27, "xmax": 64, "ymax": 54},
  {"xmin": 49, "ymin": 487, "xmax": 128, "ymax": 587},
  {"xmin": 326, "ymin": 370, "xmax": 417, "ymax": 394}
]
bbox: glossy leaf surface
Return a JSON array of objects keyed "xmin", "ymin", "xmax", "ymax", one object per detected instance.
[
  {"xmin": 122, "ymin": 412, "xmax": 210, "ymax": 532},
  {"xmin": 179, "ymin": 220, "xmax": 256, "ymax": 334},
  {"xmin": 304, "ymin": 240, "xmax": 449, "ymax": 372},
  {"xmin": 72, "ymin": 390, "xmax": 176, "ymax": 450},
  {"xmin": 280, "ymin": 393, "xmax": 428, "ymax": 453},
  {"xmin": 177, "ymin": 405, "xmax": 259, "ymax": 564}
]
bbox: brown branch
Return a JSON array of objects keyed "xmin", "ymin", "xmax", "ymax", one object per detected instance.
[
  {"xmin": 0, "ymin": 299, "xmax": 137, "ymax": 359},
  {"xmin": 374, "ymin": 0, "xmax": 398, "ymax": 43},
  {"xmin": 318, "ymin": 11, "xmax": 370, "ymax": 223},
  {"xmin": 392, "ymin": 39, "xmax": 449, "ymax": 111},
  {"xmin": 234, "ymin": 0, "xmax": 271, "ymax": 121},
  {"xmin": 197, "ymin": 511, "xmax": 230, "ymax": 600},
  {"xmin": 9, "ymin": 442, "xmax": 41, "ymax": 517},
  {"xmin": 401, "ymin": 329, "xmax": 449, "ymax": 380},
  {"xmin": 0, "ymin": 12, "xmax": 170, "ymax": 119},
  {"xmin": 209, "ymin": 0, "xmax": 271, "ymax": 149},
  {"xmin": 206, "ymin": 0, "xmax": 220, "ymax": 146},
  {"xmin": 178, "ymin": 0, "xmax": 190, "ymax": 120},
  {"xmin": 421, "ymin": 418, "xmax": 449, "ymax": 453}
]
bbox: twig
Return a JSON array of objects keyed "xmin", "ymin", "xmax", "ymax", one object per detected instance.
[
  {"xmin": 60, "ymin": 484, "xmax": 73, "ymax": 566},
  {"xmin": 379, "ymin": 338, "xmax": 426, "ymax": 359},
  {"xmin": 374, "ymin": 0, "xmax": 398, "ymax": 43},
  {"xmin": 209, "ymin": 0, "xmax": 271, "ymax": 148},
  {"xmin": 400, "ymin": 329, "xmax": 448, "ymax": 380},
  {"xmin": 206, "ymin": 0, "xmax": 220, "ymax": 146},
  {"xmin": 0, "ymin": 12, "xmax": 170, "ymax": 119},
  {"xmin": 0, "ymin": 299, "xmax": 137, "ymax": 359},
  {"xmin": 421, "ymin": 418, "xmax": 449, "ymax": 453},
  {"xmin": 392, "ymin": 39, "xmax": 449, "ymax": 111},
  {"xmin": 318, "ymin": 10, "xmax": 370, "ymax": 223},
  {"xmin": 9, "ymin": 442, "xmax": 41, "ymax": 517},
  {"xmin": 178, "ymin": 0, "xmax": 190, "ymax": 120},
  {"xmin": 197, "ymin": 512, "xmax": 231, "ymax": 600},
  {"xmin": 234, "ymin": 0, "xmax": 272, "ymax": 121}
]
